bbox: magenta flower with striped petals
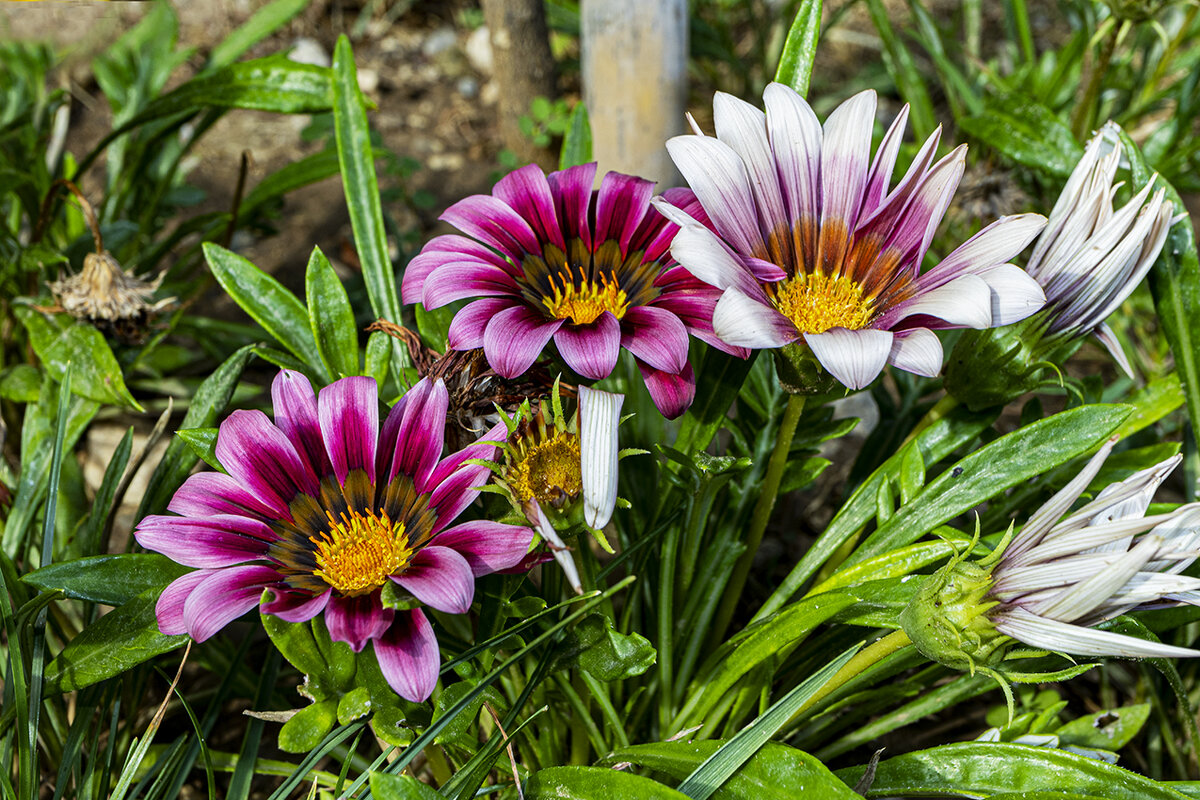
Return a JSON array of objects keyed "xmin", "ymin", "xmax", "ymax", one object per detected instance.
[
  {"xmin": 656, "ymin": 84, "xmax": 1050, "ymax": 391},
  {"xmin": 401, "ymin": 162, "xmax": 744, "ymax": 418},
  {"xmin": 135, "ymin": 370, "xmax": 533, "ymax": 702}
]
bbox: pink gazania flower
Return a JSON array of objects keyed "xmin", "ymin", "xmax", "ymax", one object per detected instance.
[
  {"xmin": 135, "ymin": 370, "xmax": 533, "ymax": 702},
  {"xmin": 400, "ymin": 162, "xmax": 744, "ymax": 418},
  {"xmin": 655, "ymin": 84, "xmax": 1051, "ymax": 390}
]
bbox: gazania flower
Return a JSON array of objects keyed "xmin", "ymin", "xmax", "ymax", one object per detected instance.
[
  {"xmin": 902, "ymin": 437, "xmax": 1200, "ymax": 670},
  {"xmin": 655, "ymin": 84, "xmax": 1048, "ymax": 391},
  {"xmin": 1021, "ymin": 121, "xmax": 1173, "ymax": 378},
  {"xmin": 489, "ymin": 384, "xmax": 625, "ymax": 594},
  {"xmin": 401, "ymin": 162, "xmax": 744, "ymax": 419},
  {"xmin": 135, "ymin": 370, "xmax": 533, "ymax": 702}
]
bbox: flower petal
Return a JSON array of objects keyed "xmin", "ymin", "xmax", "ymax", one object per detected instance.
[
  {"xmin": 422, "ymin": 262, "xmax": 520, "ymax": 309},
  {"xmin": 804, "ymin": 328, "xmax": 894, "ymax": 390},
  {"xmin": 325, "ymin": 593, "xmax": 394, "ymax": 653},
  {"xmin": 579, "ymin": 386, "xmax": 622, "ymax": 529},
  {"xmin": 272, "ymin": 369, "xmax": 331, "ymax": 479},
  {"xmin": 1093, "ymin": 323, "xmax": 1135, "ymax": 380},
  {"xmin": 432, "ymin": 520, "xmax": 535, "ymax": 576},
  {"xmin": 554, "ymin": 313, "xmax": 622, "ymax": 380},
  {"xmin": 819, "ymin": 89, "xmax": 876, "ymax": 267},
  {"xmin": 136, "ymin": 515, "xmax": 275, "ymax": 568},
  {"xmin": 318, "ymin": 376, "xmax": 379, "ymax": 487},
  {"xmin": 374, "ymin": 609, "xmax": 439, "ymax": 702},
  {"xmin": 712, "ymin": 287, "xmax": 797, "ymax": 349},
  {"xmin": 994, "ymin": 607, "xmax": 1200, "ymax": 658},
  {"xmin": 394, "ymin": 545, "xmax": 475, "ymax": 614},
  {"xmin": 440, "ymin": 193, "xmax": 541, "ymax": 261},
  {"xmin": 156, "ymin": 570, "xmax": 212, "ymax": 635},
  {"xmin": 665, "ymin": 221, "xmax": 771, "ymax": 302},
  {"xmin": 665, "ymin": 133, "xmax": 763, "ymax": 256},
  {"xmin": 877, "ymin": 274, "xmax": 994, "ymax": 330},
  {"xmin": 493, "ymin": 163, "xmax": 565, "ymax": 250},
  {"xmin": 713, "ymin": 91, "xmax": 788, "ymax": 243},
  {"xmin": 621, "ymin": 305, "xmax": 689, "ymax": 374},
  {"xmin": 428, "ymin": 461, "xmax": 493, "ymax": 532},
  {"xmin": 639, "ymin": 361, "xmax": 696, "ymax": 420},
  {"xmin": 215, "ymin": 410, "xmax": 318, "ymax": 517},
  {"xmin": 448, "ymin": 297, "xmax": 516, "ymax": 350},
  {"xmin": 595, "ymin": 172, "xmax": 655, "ymax": 254},
  {"xmin": 384, "ymin": 378, "xmax": 449, "ymax": 489},
  {"xmin": 261, "ymin": 588, "xmax": 331, "ymax": 623},
  {"xmin": 483, "ymin": 305, "xmax": 564, "ymax": 378},
  {"xmin": 888, "ymin": 328, "xmax": 943, "ymax": 378},
  {"xmin": 529, "ymin": 499, "xmax": 582, "ymax": 594},
  {"xmin": 182, "ymin": 565, "xmax": 280, "ymax": 642},
  {"xmin": 974, "ymin": 263, "xmax": 1047, "ymax": 326},
  {"xmin": 167, "ymin": 471, "xmax": 277, "ymax": 519},
  {"xmin": 547, "ymin": 163, "xmax": 598, "ymax": 249}
]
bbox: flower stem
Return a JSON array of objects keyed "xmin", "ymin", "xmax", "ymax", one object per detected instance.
[
  {"xmin": 711, "ymin": 393, "xmax": 807, "ymax": 643},
  {"xmin": 788, "ymin": 628, "xmax": 913, "ymax": 723},
  {"xmin": 899, "ymin": 393, "xmax": 960, "ymax": 450}
]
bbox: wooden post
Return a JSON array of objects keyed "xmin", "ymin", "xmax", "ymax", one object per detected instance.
[
  {"xmin": 480, "ymin": 0, "xmax": 559, "ymax": 168},
  {"xmin": 581, "ymin": 0, "xmax": 688, "ymax": 188}
]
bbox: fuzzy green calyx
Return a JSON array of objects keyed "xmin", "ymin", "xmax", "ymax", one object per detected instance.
[
  {"xmin": 899, "ymin": 545, "xmax": 1008, "ymax": 673},
  {"xmin": 774, "ymin": 342, "xmax": 842, "ymax": 396}
]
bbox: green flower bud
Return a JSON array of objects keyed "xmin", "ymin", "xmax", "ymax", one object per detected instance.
[
  {"xmin": 944, "ymin": 318, "xmax": 1086, "ymax": 411},
  {"xmin": 775, "ymin": 342, "xmax": 842, "ymax": 396}
]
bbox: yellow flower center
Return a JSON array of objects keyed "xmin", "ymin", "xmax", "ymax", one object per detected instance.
[
  {"xmin": 509, "ymin": 431, "xmax": 582, "ymax": 507},
  {"xmin": 312, "ymin": 509, "xmax": 411, "ymax": 597},
  {"xmin": 542, "ymin": 272, "xmax": 630, "ymax": 325},
  {"xmin": 773, "ymin": 271, "xmax": 874, "ymax": 334}
]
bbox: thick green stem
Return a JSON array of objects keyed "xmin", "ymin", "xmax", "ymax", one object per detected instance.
[
  {"xmin": 710, "ymin": 393, "xmax": 807, "ymax": 644},
  {"xmin": 788, "ymin": 629, "xmax": 913, "ymax": 723}
]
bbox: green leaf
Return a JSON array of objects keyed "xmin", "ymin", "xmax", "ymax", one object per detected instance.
[
  {"xmin": 279, "ymin": 700, "xmax": 338, "ymax": 753},
  {"xmin": 604, "ymin": 741, "xmax": 859, "ymax": 800},
  {"xmin": 331, "ymin": 35, "xmax": 408, "ymax": 374},
  {"xmin": 674, "ymin": 350, "xmax": 758, "ymax": 455},
  {"xmin": 240, "ymin": 147, "xmax": 342, "ymax": 217},
  {"xmin": 837, "ymin": 742, "xmax": 1191, "ymax": 799},
  {"xmin": 527, "ymin": 767, "xmax": 691, "ymax": 800},
  {"xmin": 23, "ymin": 554, "xmax": 188, "ymax": 606},
  {"xmin": 203, "ymin": 243, "xmax": 325, "ymax": 377},
  {"xmin": 960, "ymin": 94, "xmax": 1083, "ymax": 178},
  {"xmin": 846, "ymin": 404, "xmax": 1130, "ymax": 567},
  {"xmin": 433, "ymin": 681, "xmax": 505, "ymax": 750},
  {"xmin": 136, "ymin": 343, "xmax": 257, "ymax": 518},
  {"xmin": 176, "ymin": 427, "xmax": 222, "ymax": 472},
  {"xmin": 862, "ymin": 0, "xmax": 936, "ymax": 138},
  {"xmin": 0, "ymin": 364, "xmax": 41, "ymax": 402},
  {"xmin": 773, "ymin": 0, "xmax": 822, "ymax": 97},
  {"xmin": 677, "ymin": 644, "xmax": 859, "ymax": 799},
  {"xmin": 1053, "ymin": 704, "xmax": 1150, "ymax": 751},
  {"xmin": 369, "ymin": 773, "xmax": 444, "ymax": 800},
  {"xmin": 43, "ymin": 589, "xmax": 188, "ymax": 694},
  {"xmin": 810, "ymin": 538, "xmax": 964, "ymax": 595},
  {"xmin": 305, "ymin": 246, "xmax": 359, "ymax": 380},
  {"xmin": 205, "ymin": 0, "xmax": 311, "ymax": 71},
  {"xmin": 1121, "ymin": 133, "xmax": 1200, "ymax": 491},
  {"xmin": 559, "ymin": 102, "xmax": 593, "ymax": 169},
  {"xmin": 555, "ymin": 613, "xmax": 657, "ymax": 682},
  {"xmin": 365, "ymin": 330, "xmax": 391, "ymax": 384},
  {"xmin": 676, "ymin": 594, "xmax": 857, "ymax": 727},
  {"xmin": 336, "ymin": 686, "xmax": 373, "ymax": 725},
  {"xmin": 16, "ymin": 308, "xmax": 140, "ymax": 409}
]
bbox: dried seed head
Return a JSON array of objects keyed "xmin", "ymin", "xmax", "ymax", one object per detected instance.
[{"xmin": 49, "ymin": 252, "xmax": 174, "ymax": 343}]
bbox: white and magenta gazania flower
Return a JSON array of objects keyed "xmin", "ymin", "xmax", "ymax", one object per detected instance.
[
  {"xmin": 135, "ymin": 370, "xmax": 533, "ymax": 702},
  {"xmin": 655, "ymin": 84, "xmax": 1049, "ymax": 390},
  {"xmin": 1023, "ymin": 122, "xmax": 1174, "ymax": 378},
  {"xmin": 988, "ymin": 437, "xmax": 1200, "ymax": 658},
  {"xmin": 401, "ymin": 162, "xmax": 744, "ymax": 418}
]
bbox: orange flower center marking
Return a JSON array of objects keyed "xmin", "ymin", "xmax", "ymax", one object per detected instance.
[
  {"xmin": 773, "ymin": 271, "xmax": 874, "ymax": 334},
  {"xmin": 509, "ymin": 431, "xmax": 582, "ymax": 508},
  {"xmin": 542, "ymin": 271, "xmax": 630, "ymax": 325},
  {"xmin": 312, "ymin": 509, "xmax": 410, "ymax": 596}
]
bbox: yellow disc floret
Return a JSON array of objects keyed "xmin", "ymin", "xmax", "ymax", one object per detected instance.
[
  {"xmin": 542, "ymin": 272, "xmax": 630, "ymax": 324},
  {"xmin": 772, "ymin": 271, "xmax": 874, "ymax": 334},
  {"xmin": 312, "ymin": 509, "xmax": 411, "ymax": 596},
  {"xmin": 508, "ymin": 430, "xmax": 583, "ymax": 507}
]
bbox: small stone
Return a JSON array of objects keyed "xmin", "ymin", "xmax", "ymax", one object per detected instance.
[
  {"xmin": 288, "ymin": 37, "xmax": 329, "ymax": 68},
  {"xmin": 428, "ymin": 153, "xmax": 465, "ymax": 171},
  {"xmin": 456, "ymin": 76, "xmax": 479, "ymax": 99},
  {"xmin": 357, "ymin": 68, "xmax": 380, "ymax": 94},
  {"xmin": 465, "ymin": 25, "xmax": 493, "ymax": 74},
  {"xmin": 422, "ymin": 27, "xmax": 457, "ymax": 58},
  {"xmin": 480, "ymin": 80, "xmax": 500, "ymax": 106}
]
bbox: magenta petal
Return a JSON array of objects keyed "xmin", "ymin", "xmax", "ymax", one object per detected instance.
[
  {"xmin": 215, "ymin": 410, "xmax": 318, "ymax": 517},
  {"xmin": 156, "ymin": 570, "xmax": 211, "ymax": 635},
  {"xmin": 422, "ymin": 263, "xmax": 520, "ymax": 309},
  {"xmin": 428, "ymin": 461, "xmax": 492, "ymax": 533},
  {"xmin": 384, "ymin": 378, "xmax": 449, "ymax": 488},
  {"xmin": 447, "ymin": 297, "xmax": 515, "ymax": 351},
  {"xmin": 482, "ymin": 305, "xmax": 564, "ymax": 378},
  {"xmin": 425, "ymin": 421, "xmax": 507, "ymax": 493},
  {"xmin": 167, "ymin": 472, "xmax": 277, "ymax": 520},
  {"xmin": 547, "ymin": 163, "xmax": 598, "ymax": 249},
  {"xmin": 325, "ymin": 593, "xmax": 395, "ymax": 653},
  {"xmin": 441, "ymin": 193, "xmax": 541, "ymax": 261},
  {"xmin": 182, "ymin": 565, "xmax": 280, "ymax": 642},
  {"xmin": 318, "ymin": 376, "xmax": 379, "ymax": 486},
  {"xmin": 261, "ymin": 588, "xmax": 331, "ymax": 623},
  {"xmin": 553, "ymin": 313, "xmax": 621, "ymax": 380},
  {"xmin": 639, "ymin": 360, "xmax": 696, "ymax": 419},
  {"xmin": 432, "ymin": 521, "xmax": 535, "ymax": 576},
  {"xmin": 620, "ymin": 305, "xmax": 689, "ymax": 374},
  {"xmin": 374, "ymin": 609, "xmax": 439, "ymax": 702},
  {"xmin": 136, "ymin": 515, "xmax": 275, "ymax": 568},
  {"xmin": 394, "ymin": 546, "xmax": 475, "ymax": 614},
  {"xmin": 272, "ymin": 370, "xmax": 331, "ymax": 479},
  {"xmin": 595, "ymin": 172, "xmax": 655, "ymax": 254},
  {"xmin": 494, "ymin": 163, "xmax": 566, "ymax": 250}
]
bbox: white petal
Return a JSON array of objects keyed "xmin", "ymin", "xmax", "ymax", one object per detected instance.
[
  {"xmin": 714, "ymin": 92, "xmax": 788, "ymax": 238},
  {"xmin": 763, "ymin": 82, "xmax": 822, "ymax": 238},
  {"xmin": 918, "ymin": 214, "xmax": 1047, "ymax": 293},
  {"xmin": 974, "ymin": 263, "xmax": 1047, "ymax": 326},
  {"xmin": 1006, "ymin": 512, "xmax": 1188, "ymax": 569},
  {"xmin": 530, "ymin": 500, "xmax": 582, "ymax": 595},
  {"xmin": 578, "ymin": 386, "xmax": 622, "ymax": 530},
  {"xmin": 666, "ymin": 220, "xmax": 769, "ymax": 302},
  {"xmin": 888, "ymin": 328, "xmax": 943, "ymax": 378},
  {"xmin": 665, "ymin": 134, "xmax": 763, "ymax": 256},
  {"xmin": 994, "ymin": 607, "xmax": 1200, "ymax": 658},
  {"xmin": 712, "ymin": 287, "xmax": 797, "ymax": 348},
  {"xmin": 861, "ymin": 104, "xmax": 910, "ymax": 216},
  {"xmin": 1025, "ymin": 535, "xmax": 1160, "ymax": 622},
  {"xmin": 883, "ymin": 274, "xmax": 994, "ymax": 330},
  {"xmin": 819, "ymin": 89, "xmax": 877, "ymax": 232},
  {"xmin": 1093, "ymin": 323, "xmax": 1135, "ymax": 380},
  {"xmin": 804, "ymin": 328, "xmax": 893, "ymax": 390}
]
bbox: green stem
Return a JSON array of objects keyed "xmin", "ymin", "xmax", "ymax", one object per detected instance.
[
  {"xmin": 710, "ymin": 393, "xmax": 807, "ymax": 644},
  {"xmin": 899, "ymin": 394, "xmax": 959, "ymax": 450},
  {"xmin": 788, "ymin": 629, "xmax": 913, "ymax": 723}
]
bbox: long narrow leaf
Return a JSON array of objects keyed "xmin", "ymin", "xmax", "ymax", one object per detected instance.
[{"xmin": 773, "ymin": 0, "xmax": 822, "ymax": 97}]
